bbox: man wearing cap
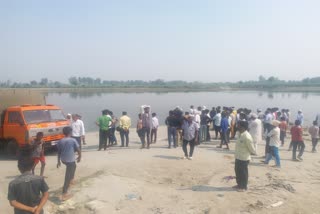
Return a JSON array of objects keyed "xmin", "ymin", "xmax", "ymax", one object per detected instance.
[
  {"xmin": 248, "ymin": 113, "xmax": 262, "ymax": 154},
  {"xmin": 264, "ymin": 120, "xmax": 281, "ymax": 167},
  {"xmin": 181, "ymin": 115, "xmax": 199, "ymax": 160},
  {"xmin": 119, "ymin": 111, "xmax": 131, "ymax": 147}
]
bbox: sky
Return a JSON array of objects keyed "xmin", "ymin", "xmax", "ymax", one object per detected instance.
[{"xmin": 1, "ymin": 0, "xmax": 320, "ymax": 83}]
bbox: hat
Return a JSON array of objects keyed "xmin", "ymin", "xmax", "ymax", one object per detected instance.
[
  {"xmin": 67, "ymin": 113, "xmax": 71, "ymax": 116},
  {"xmin": 271, "ymin": 120, "xmax": 281, "ymax": 127}
]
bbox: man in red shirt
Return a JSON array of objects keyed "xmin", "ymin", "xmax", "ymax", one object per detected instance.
[{"xmin": 290, "ymin": 120, "xmax": 305, "ymax": 161}]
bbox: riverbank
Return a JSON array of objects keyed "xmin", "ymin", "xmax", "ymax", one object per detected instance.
[
  {"xmin": 1, "ymin": 126, "xmax": 320, "ymax": 214},
  {"xmin": 2, "ymin": 86, "xmax": 320, "ymax": 93}
]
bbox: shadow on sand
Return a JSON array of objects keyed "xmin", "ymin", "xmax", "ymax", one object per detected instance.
[{"xmin": 153, "ymin": 155, "xmax": 181, "ymax": 160}]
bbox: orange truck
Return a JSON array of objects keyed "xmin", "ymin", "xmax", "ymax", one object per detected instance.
[{"xmin": 0, "ymin": 89, "xmax": 70, "ymax": 155}]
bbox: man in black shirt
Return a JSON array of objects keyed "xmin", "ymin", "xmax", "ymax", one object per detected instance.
[{"xmin": 8, "ymin": 145, "xmax": 49, "ymax": 214}]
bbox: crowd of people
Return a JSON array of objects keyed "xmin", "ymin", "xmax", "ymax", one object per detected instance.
[{"xmin": 7, "ymin": 105, "xmax": 320, "ymax": 213}]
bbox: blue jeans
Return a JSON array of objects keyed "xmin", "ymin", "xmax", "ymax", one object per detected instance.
[
  {"xmin": 265, "ymin": 146, "xmax": 281, "ymax": 166},
  {"xmin": 167, "ymin": 127, "xmax": 177, "ymax": 147}
]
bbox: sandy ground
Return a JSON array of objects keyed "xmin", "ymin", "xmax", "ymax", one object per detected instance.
[{"xmin": 1, "ymin": 126, "xmax": 320, "ymax": 214}]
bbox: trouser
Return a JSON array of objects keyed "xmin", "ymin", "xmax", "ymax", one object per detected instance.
[
  {"xmin": 141, "ymin": 127, "xmax": 151, "ymax": 147},
  {"xmin": 176, "ymin": 129, "xmax": 183, "ymax": 146},
  {"xmin": 214, "ymin": 125, "xmax": 221, "ymax": 139},
  {"xmin": 280, "ymin": 131, "xmax": 286, "ymax": 145},
  {"xmin": 99, "ymin": 129, "xmax": 109, "ymax": 150},
  {"xmin": 235, "ymin": 159, "xmax": 249, "ymax": 190},
  {"xmin": 264, "ymin": 124, "xmax": 273, "ymax": 156},
  {"xmin": 265, "ymin": 146, "xmax": 281, "ymax": 166},
  {"xmin": 72, "ymin": 136, "xmax": 81, "ymax": 150},
  {"xmin": 199, "ymin": 125, "xmax": 207, "ymax": 142},
  {"xmin": 312, "ymin": 138, "xmax": 319, "ymax": 151},
  {"xmin": 220, "ymin": 131, "xmax": 229, "ymax": 146},
  {"xmin": 151, "ymin": 128, "xmax": 157, "ymax": 143},
  {"xmin": 168, "ymin": 127, "xmax": 177, "ymax": 147},
  {"xmin": 206, "ymin": 125, "xmax": 211, "ymax": 141},
  {"xmin": 182, "ymin": 138, "xmax": 195, "ymax": 157},
  {"xmin": 120, "ymin": 129, "xmax": 129, "ymax": 147},
  {"xmin": 62, "ymin": 161, "xmax": 76, "ymax": 194},
  {"xmin": 292, "ymin": 141, "xmax": 305, "ymax": 159},
  {"xmin": 108, "ymin": 127, "xmax": 117, "ymax": 145}
]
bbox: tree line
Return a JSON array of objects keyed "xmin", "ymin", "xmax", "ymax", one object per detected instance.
[{"xmin": 1, "ymin": 76, "xmax": 320, "ymax": 89}]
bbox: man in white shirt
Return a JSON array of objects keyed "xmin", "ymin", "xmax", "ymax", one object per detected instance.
[
  {"xmin": 71, "ymin": 114, "xmax": 85, "ymax": 150},
  {"xmin": 213, "ymin": 110, "xmax": 222, "ymax": 139},
  {"xmin": 151, "ymin": 113, "xmax": 159, "ymax": 143},
  {"xmin": 248, "ymin": 113, "xmax": 262, "ymax": 154}
]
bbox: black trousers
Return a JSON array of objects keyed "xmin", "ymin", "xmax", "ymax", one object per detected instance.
[
  {"xmin": 151, "ymin": 128, "xmax": 157, "ymax": 143},
  {"xmin": 292, "ymin": 141, "xmax": 305, "ymax": 159},
  {"xmin": 235, "ymin": 159, "xmax": 249, "ymax": 190},
  {"xmin": 120, "ymin": 129, "xmax": 129, "ymax": 146},
  {"xmin": 72, "ymin": 136, "xmax": 81, "ymax": 150},
  {"xmin": 182, "ymin": 138, "xmax": 195, "ymax": 157},
  {"xmin": 99, "ymin": 129, "xmax": 109, "ymax": 150},
  {"xmin": 62, "ymin": 161, "xmax": 76, "ymax": 194},
  {"xmin": 141, "ymin": 127, "xmax": 151, "ymax": 146}
]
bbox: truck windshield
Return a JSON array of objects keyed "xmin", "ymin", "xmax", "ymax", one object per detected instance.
[{"xmin": 23, "ymin": 109, "xmax": 66, "ymax": 124}]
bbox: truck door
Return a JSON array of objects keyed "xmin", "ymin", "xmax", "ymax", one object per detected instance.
[{"xmin": 3, "ymin": 111, "xmax": 26, "ymax": 144}]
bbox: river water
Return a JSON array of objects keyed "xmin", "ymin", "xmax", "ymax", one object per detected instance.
[{"xmin": 45, "ymin": 91, "xmax": 320, "ymax": 132}]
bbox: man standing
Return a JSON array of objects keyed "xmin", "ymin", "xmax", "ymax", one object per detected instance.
[
  {"xmin": 233, "ymin": 121, "xmax": 256, "ymax": 192},
  {"xmin": 141, "ymin": 106, "xmax": 151, "ymax": 149},
  {"xmin": 96, "ymin": 110, "xmax": 112, "ymax": 151},
  {"xmin": 165, "ymin": 111, "xmax": 178, "ymax": 148},
  {"xmin": 151, "ymin": 113, "xmax": 159, "ymax": 143},
  {"xmin": 296, "ymin": 110, "xmax": 304, "ymax": 126},
  {"xmin": 248, "ymin": 113, "xmax": 262, "ymax": 154},
  {"xmin": 181, "ymin": 115, "xmax": 199, "ymax": 160},
  {"xmin": 71, "ymin": 114, "xmax": 85, "ymax": 150},
  {"xmin": 213, "ymin": 109, "xmax": 222, "ymax": 139},
  {"xmin": 57, "ymin": 126, "xmax": 81, "ymax": 200},
  {"xmin": 119, "ymin": 111, "xmax": 131, "ymax": 147}
]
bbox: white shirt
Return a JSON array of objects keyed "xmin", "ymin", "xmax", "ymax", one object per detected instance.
[
  {"xmin": 72, "ymin": 119, "xmax": 85, "ymax": 137},
  {"xmin": 248, "ymin": 118, "xmax": 262, "ymax": 144},
  {"xmin": 213, "ymin": 113, "xmax": 222, "ymax": 126},
  {"xmin": 267, "ymin": 127, "xmax": 281, "ymax": 147},
  {"xmin": 151, "ymin": 117, "xmax": 159, "ymax": 129}
]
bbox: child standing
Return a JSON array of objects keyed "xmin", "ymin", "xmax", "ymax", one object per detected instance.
[
  {"xmin": 279, "ymin": 117, "xmax": 287, "ymax": 146},
  {"xmin": 32, "ymin": 132, "xmax": 46, "ymax": 177},
  {"xmin": 8, "ymin": 145, "xmax": 49, "ymax": 214},
  {"xmin": 308, "ymin": 121, "xmax": 319, "ymax": 152}
]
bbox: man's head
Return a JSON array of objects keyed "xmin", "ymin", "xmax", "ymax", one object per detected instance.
[
  {"xmin": 313, "ymin": 121, "xmax": 318, "ymax": 126},
  {"xmin": 63, "ymin": 126, "xmax": 73, "ymax": 136},
  {"xmin": 66, "ymin": 113, "xmax": 72, "ymax": 120},
  {"xmin": 152, "ymin": 113, "xmax": 156, "ymax": 117},
  {"xmin": 238, "ymin": 121, "xmax": 249, "ymax": 132},
  {"xmin": 295, "ymin": 120, "xmax": 301, "ymax": 126},
  {"xmin": 18, "ymin": 144, "xmax": 34, "ymax": 173},
  {"xmin": 144, "ymin": 107, "xmax": 150, "ymax": 113},
  {"xmin": 138, "ymin": 113, "xmax": 142, "ymax": 119},
  {"xmin": 36, "ymin": 132, "xmax": 44, "ymax": 140},
  {"xmin": 72, "ymin": 114, "xmax": 77, "ymax": 121},
  {"xmin": 187, "ymin": 115, "xmax": 194, "ymax": 123},
  {"xmin": 122, "ymin": 111, "xmax": 127, "ymax": 115}
]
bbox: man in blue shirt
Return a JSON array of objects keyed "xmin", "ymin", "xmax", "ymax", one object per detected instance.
[{"xmin": 57, "ymin": 126, "xmax": 81, "ymax": 201}]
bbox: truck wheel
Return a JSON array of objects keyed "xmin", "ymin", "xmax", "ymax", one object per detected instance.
[{"xmin": 6, "ymin": 140, "xmax": 18, "ymax": 157}]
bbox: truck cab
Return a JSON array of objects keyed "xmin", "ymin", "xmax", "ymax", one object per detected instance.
[{"xmin": 0, "ymin": 104, "xmax": 70, "ymax": 154}]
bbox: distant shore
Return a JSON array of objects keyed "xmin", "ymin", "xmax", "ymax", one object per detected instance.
[{"xmin": 1, "ymin": 86, "xmax": 320, "ymax": 93}]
